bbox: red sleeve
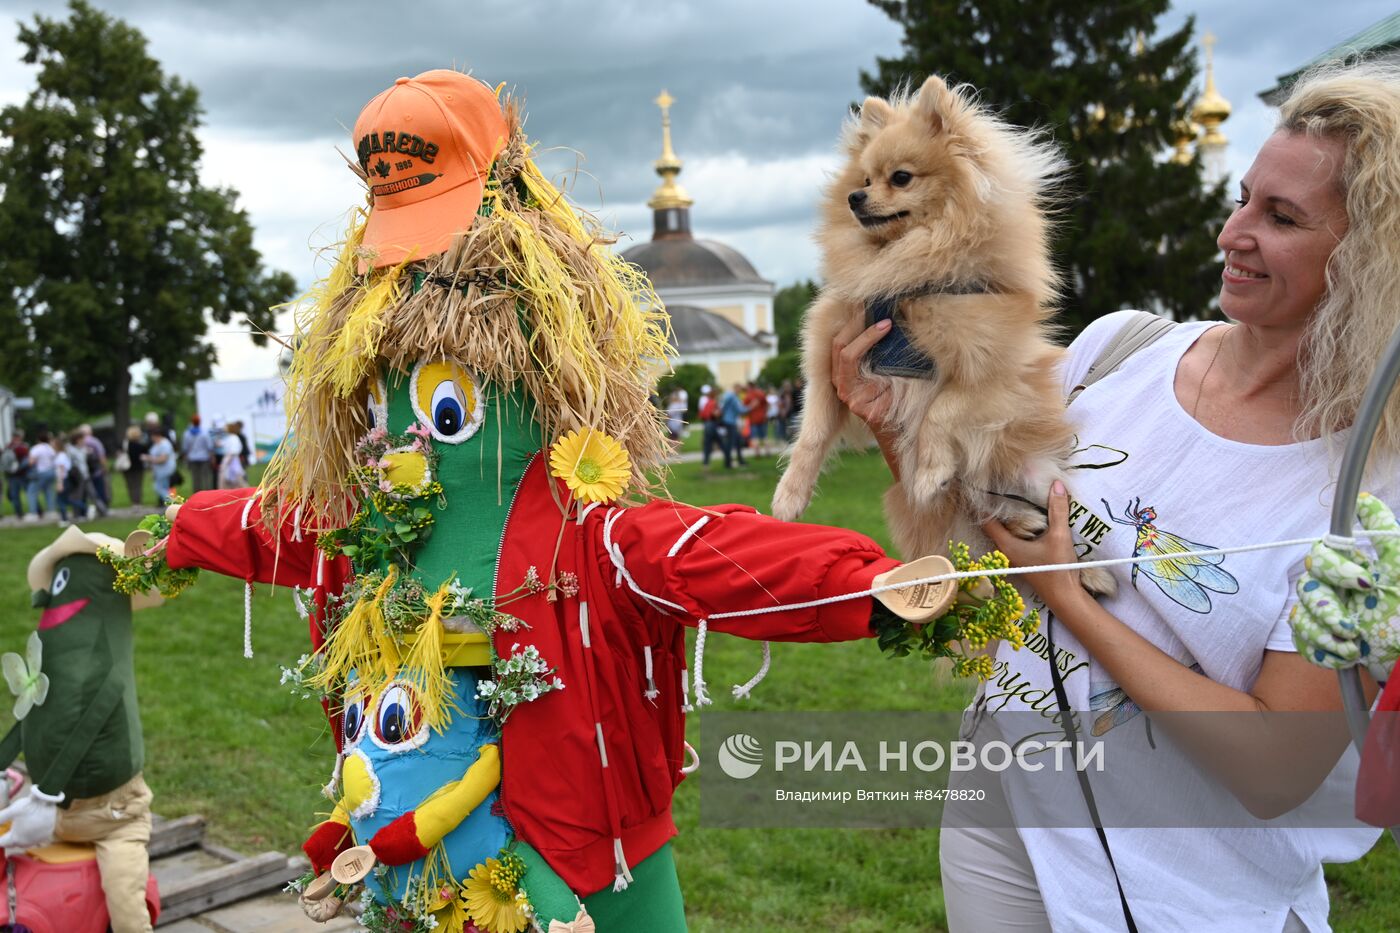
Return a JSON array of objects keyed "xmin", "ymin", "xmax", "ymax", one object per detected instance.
[
  {"xmin": 599, "ymin": 500, "xmax": 899, "ymax": 642},
  {"xmin": 165, "ymin": 488, "xmax": 320, "ymax": 587}
]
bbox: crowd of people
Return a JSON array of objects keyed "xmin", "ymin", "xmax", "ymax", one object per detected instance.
[
  {"xmin": 662, "ymin": 377, "xmax": 805, "ymax": 468},
  {"xmin": 2, "ymin": 412, "xmax": 253, "ymax": 522}
]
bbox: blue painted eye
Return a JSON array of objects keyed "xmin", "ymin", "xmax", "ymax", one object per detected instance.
[
  {"xmin": 343, "ymin": 694, "xmax": 368, "ymax": 745},
  {"xmin": 431, "ymin": 380, "xmax": 466, "ymax": 436},
  {"xmin": 372, "ymin": 683, "xmax": 425, "ymax": 751},
  {"xmin": 410, "ymin": 361, "xmax": 482, "ymax": 444}
]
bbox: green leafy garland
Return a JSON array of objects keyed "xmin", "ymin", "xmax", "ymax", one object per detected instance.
[
  {"xmin": 98, "ymin": 505, "xmax": 199, "ymax": 598},
  {"xmin": 874, "ymin": 542, "xmax": 1037, "ymax": 680}
]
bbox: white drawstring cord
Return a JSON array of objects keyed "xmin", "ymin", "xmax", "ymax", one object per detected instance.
[
  {"xmin": 643, "ymin": 646, "xmax": 659, "ymax": 700},
  {"xmin": 732, "ymin": 641, "xmax": 771, "ymax": 700},
  {"xmin": 692, "ymin": 619, "xmax": 712, "ymax": 707}
]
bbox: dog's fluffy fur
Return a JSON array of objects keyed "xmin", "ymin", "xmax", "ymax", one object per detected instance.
[{"xmin": 772, "ymin": 76, "xmax": 1112, "ymax": 594}]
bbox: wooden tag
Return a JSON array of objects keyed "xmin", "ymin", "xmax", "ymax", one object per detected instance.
[
  {"xmin": 123, "ymin": 530, "xmax": 153, "ymax": 559},
  {"xmin": 302, "ymin": 870, "xmax": 338, "ymax": 901},
  {"xmin": 330, "ymin": 845, "xmax": 376, "ymax": 885},
  {"xmin": 872, "ymin": 555, "xmax": 958, "ymax": 623}
]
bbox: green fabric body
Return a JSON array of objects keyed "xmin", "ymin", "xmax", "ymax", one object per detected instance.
[
  {"xmin": 517, "ymin": 840, "xmax": 688, "ymax": 931},
  {"xmin": 18, "ymin": 554, "xmax": 142, "ymax": 800},
  {"xmin": 368, "ymin": 378, "xmax": 541, "ymax": 597}
]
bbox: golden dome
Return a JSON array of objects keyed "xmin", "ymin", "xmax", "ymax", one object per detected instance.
[
  {"xmin": 1190, "ymin": 33, "xmax": 1232, "ymax": 142},
  {"xmin": 649, "ymin": 89, "xmax": 693, "ymax": 211}
]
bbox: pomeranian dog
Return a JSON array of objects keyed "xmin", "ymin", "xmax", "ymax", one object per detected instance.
[{"xmin": 772, "ymin": 75, "xmax": 1113, "ymax": 595}]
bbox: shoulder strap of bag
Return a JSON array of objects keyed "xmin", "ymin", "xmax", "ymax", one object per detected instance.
[
  {"xmin": 1045, "ymin": 613, "xmax": 1139, "ymax": 933},
  {"xmin": 1067, "ymin": 311, "xmax": 1177, "ymax": 404}
]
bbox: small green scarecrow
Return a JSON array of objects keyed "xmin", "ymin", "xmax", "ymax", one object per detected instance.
[{"xmin": 0, "ymin": 525, "xmax": 162, "ymax": 933}]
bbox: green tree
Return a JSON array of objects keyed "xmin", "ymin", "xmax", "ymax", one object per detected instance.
[
  {"xmin": 863, "ymin": 0, "xmax": 1230, "ymax": 330},
  {"xmin": 0, "ymin": 0, "xmax": 295, "ymax": 431},
  {"xmin": 773, "ymin": 279, "xmax": 819, "ymax": 353},
  {"xmin": 657, "ymin": 363, "xmax": 716, "ymax": 419},
  {"xmin": 759, "ymin": 350, "xmax": 801, "ymax": 387}
]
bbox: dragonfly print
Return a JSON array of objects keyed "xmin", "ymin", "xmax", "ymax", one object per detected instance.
[{"xmin": 1102, "ymin": 497, "xmax": 1240, "ymax": 613}]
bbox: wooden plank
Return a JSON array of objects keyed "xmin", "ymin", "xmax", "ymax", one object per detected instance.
[
  {"xmin": 148, "ymin": 814, "xmax": 206, "ymax": 858},
  {"xmin": 155, "ymin": 851, "xmax": 301, "ymax": 926}
]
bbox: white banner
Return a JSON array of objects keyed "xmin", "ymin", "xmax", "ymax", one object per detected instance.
[{"xmin": 194, "ymin": 377, "xmax": 288, "ymax": 464}]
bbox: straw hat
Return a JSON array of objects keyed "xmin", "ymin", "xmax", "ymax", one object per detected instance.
[{"xmin": 27, "ymin": 525, "xmax": 162, "ymax": 611}]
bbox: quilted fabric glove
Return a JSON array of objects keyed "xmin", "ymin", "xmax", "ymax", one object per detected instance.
[{"xmin": 1291, "ymin": 492, "xmax": 1400, "ymax": 680}]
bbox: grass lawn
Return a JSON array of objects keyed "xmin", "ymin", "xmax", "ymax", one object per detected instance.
[{"xmin": 0, "ymin": 447, "xmax": 1394, "ymax": 930}]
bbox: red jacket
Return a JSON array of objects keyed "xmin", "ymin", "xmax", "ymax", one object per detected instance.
[{"xmin": 166, "ymin": 454, "xmax": 897, "ymax": 894}]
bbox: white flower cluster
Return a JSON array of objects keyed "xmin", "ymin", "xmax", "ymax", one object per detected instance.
[
  {"xmin": 278, "ymin": 654, "xmax": 323, "ymax": 699},
  {"xmin": 475, "ymin": 643, "xmax": 565, "ymax": 725}
]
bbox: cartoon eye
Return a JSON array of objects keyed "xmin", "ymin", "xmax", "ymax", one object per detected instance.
[
  {"xmin": 890, "ymin": 170, "xmax": 913, "ymax": 188},
  {"xmin": 410, "ymin": 360, "xmax": 483, "ymax": 444},
  {"xmin": 365, "ymin": 374, "xmax": 387, "ymax": 431},
  {"xmin": 371, "ymin": 682, "xmax": 427, "ymax": 752},
  {"xmin": 342, "ymin": 693, "xmax": 369, "ymax": 745},
  {"xmin": 51, "ymin": 567, "xmax": 70, "ymax": 596}
]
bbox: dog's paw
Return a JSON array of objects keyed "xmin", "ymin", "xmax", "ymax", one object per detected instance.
[
  {"xmin": 1079, "ymin": 565, "xmax": 1117, "ymax": 598},
  {"xmin": 771, "ymin": 481, "xmax": 810, "ymax": 522},
  {"xmin": 1003, "ymin": 510, "xmax": 1048, "ymax": 540}
]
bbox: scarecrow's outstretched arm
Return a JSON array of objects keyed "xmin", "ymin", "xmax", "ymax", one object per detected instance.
[
  {"xmin": 166, "ymin": 488, "xmax": 325, "ymax": 587},
  {"xmin": 599, "ymin": 500, "xmax": 900, "ymax": 642},
  {"xmin": 368, "ymin": 743, "xmax": 501, "ymax": 865}
]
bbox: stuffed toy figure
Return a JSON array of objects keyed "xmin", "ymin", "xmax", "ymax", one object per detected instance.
[
  {"xmin": 0, "ymin": 526, "xmax": 162, "ymax": 933},
  {"xmin": 130, "ymin": 69, "xmax": 954, "ymax": 932}
]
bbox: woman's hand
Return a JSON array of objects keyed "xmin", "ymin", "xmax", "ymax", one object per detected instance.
[
  {"xmin": 982, "ymin": 480, "xmax": 1088, "ymax": 617},
  {"xmin": 831, "ymin": 315, "xmax": 900, "ymax": 476}
]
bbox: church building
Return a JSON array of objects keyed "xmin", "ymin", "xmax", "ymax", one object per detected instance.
[{"xmin": 621, "ymin": 91, "xmax": 776, "ymax": 388}]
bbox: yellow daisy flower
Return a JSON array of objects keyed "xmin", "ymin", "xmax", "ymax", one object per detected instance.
[
  {"xmin": 549, "ymin": 428, "xmax": 631, "ymax": 504},
  {"xmin": 463, "ymin": 857, "xmax": 531, "ymax": 933}
]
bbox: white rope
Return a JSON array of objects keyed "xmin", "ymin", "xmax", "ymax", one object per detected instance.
[
  {"xmin": 243, "ymin": 582, "xmax": 254, "ymax": 658},
  {"xmin": 681, "ymin": 669, "xmax": 694, "ymax": 713},
  {"xmin": 692, "ymin": 618, "xmax": 712, "ymax": 707},
  {"xmin": 643, "ymin": 645, "xmax": 659, "ymax": 700},
  {"xmin": 702, "ymin": 528, "xmax": 1400, "ymax": 623},
  {"xmin": 667, "ymin": 516, "xmax": 710, "ymax": 557},
  {"xmin": 612, "ymin": 837, "xmax": 633, "ymax": 892},
  {"xmin": 732, "ymin": 641, "xmax": 771, "ymax": 700}
]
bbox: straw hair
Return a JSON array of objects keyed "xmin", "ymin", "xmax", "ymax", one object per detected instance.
[
  {"xmin": 261, "ymin": 92, "xmax": 672, "ymax": 529},
  {"xmin": 1278, "ymin": 60, "xmax": 1400, "ymax": 462}
]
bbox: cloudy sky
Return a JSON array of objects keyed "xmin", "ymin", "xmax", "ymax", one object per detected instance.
[{"xmin": 2, "ymin": 0, "xmax": 1396, "ymax": 381}]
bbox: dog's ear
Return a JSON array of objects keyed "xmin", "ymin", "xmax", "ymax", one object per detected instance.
[
  {"xmin": 915, "ymin": 75, "xmax": 957, "ymax": 135},
  {"xmin": 858, "ymin": 97, "xmax": 895, "ymax": 136}
]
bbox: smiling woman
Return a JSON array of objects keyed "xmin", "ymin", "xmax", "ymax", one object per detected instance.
[{"xmin": 832, "ymin": 60, "xmax": 1400, "ymax": 932}]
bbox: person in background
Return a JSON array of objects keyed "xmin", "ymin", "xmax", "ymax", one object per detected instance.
[
  {"xmin": 77, "ymin": 424, "xmax": 109, "ymax": 517},
  {"xmin": 144, "ymin": 426, "xmax": 176, "ymax": 507},
  {"xmin": 719, "ymin": 382, "xmax": 746, "ymax": 468},
  {"xmin": 3, "ymin": 429, "xmax": 28, "ymax": 519},
  {"xmin": 698, "ymin": 384, "xmax": 722, "ymax": 467},
  {"xmin": 120, "ymin": 426, "xmax": 147, "ymax": 507},
  {"xmin": 181, "ymin": 414, "xmax": 214, "ymax": 493},
  {"xmin": 26, "ymin": 430, "xmax": 57, "ymax": 521},
  {"xmin": 744, "ymin": 381, "xmax": 770, "ymax": 457},
  {"xmin": 235, "ymin": 422, "xmax": 253, "ymax": 471},
  {"xmin": 218, "ymin": 422, "xmax": 246, "ymax": 489},
  {"xmin": 53, "ymin": 432, "xmax": 82, "ymax": 525},
  {"xmin": 776, "ymin": 380, "xmax": 794, "ymax": 443},
  {"xmin": 665, "ymin": 389, "xmax": 686, "ymax": 445},
  {"xmin": 766, "ymin": 384, "xmax": 781, "ymax": 444}
]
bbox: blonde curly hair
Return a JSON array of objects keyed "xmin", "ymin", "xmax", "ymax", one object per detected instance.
[{"xmin": 1280, "ymin": 61, "xmax": 1400, "ymax": 461}]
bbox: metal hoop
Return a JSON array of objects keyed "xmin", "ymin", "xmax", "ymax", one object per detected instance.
[{"xmin": 1328, "ymin": 321, "xmax": 1400, "ymax": 845}]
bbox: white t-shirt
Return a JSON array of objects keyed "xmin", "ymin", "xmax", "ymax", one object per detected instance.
[
  {"xmin": 29, "ymin": 443, "xmax": 55, "ymax": 473},
  {"xmin": 978, "ymin": 310, "xmax": 1389, "ymax": 933}
]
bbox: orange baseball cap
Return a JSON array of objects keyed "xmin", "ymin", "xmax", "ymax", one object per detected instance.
[{"xmin": 353, "ymin": 69, "xmax": 509, "ymax": 270}]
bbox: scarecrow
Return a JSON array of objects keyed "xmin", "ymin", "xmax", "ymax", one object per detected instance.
[
  {"xmin": 0, "ymin": 526, "xmax": 162, "ymax": 933},
  {"xmin": 130, "ymin": 70, "xmax": 957, "ymax": 932}
]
